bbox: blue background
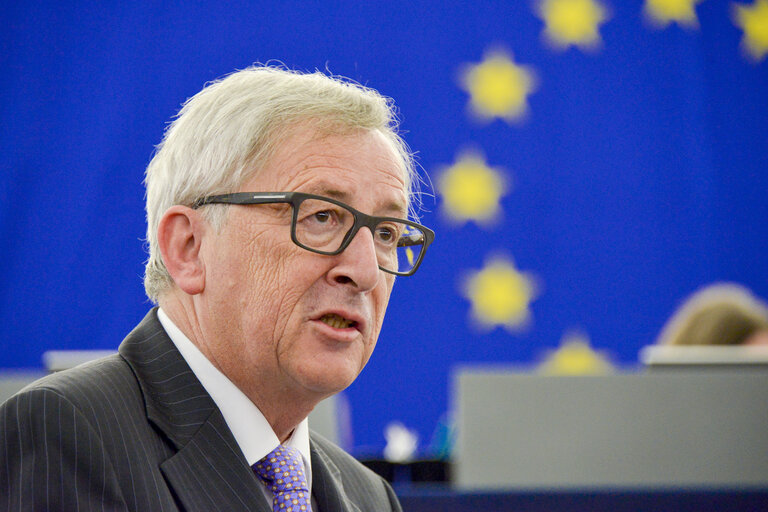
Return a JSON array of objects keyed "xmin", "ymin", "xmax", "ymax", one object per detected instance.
[{"xmin": 2, "ymin": 1, "xmax": 767, "ymax": 455}]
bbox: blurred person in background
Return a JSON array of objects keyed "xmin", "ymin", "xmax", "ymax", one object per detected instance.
[{"xmin": 656, "ymin": 283, "xmax": 768, "ymax": 347}]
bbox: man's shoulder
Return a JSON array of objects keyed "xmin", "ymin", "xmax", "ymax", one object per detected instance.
[{"xmin": 2, "ymin": 353, "xmax": 139, "ymax": 414}]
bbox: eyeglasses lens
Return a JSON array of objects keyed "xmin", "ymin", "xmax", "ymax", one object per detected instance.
[{"xmin": 294, "ymin": 198, "xmax": 426, "ymax": 274}]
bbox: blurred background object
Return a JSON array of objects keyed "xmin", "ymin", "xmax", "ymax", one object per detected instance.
[
  {"xmin": 655, "ymin": 282, "xmax": 768, "ymax": 347},
  {"xmin": 453, "ymin": 367, "xmax": 768, "ymax": 491},
  {"xmin": 384, "ymin": 421, "xmax": 420, "ymax": 463}
]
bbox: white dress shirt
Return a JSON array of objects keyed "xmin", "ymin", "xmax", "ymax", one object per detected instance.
[{"xmin": 157, "ymin": 308, "xmax": 313, "ymax": 500}]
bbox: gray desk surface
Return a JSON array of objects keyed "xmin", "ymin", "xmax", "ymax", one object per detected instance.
[{"xmin": 454, "ymin": 368, "xmax": 768, "ymax": 491}]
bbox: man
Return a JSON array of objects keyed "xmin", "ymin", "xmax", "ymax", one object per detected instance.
[{"xmin": 0, "ymin": 65, "xmax": 434, "ymax": 511}]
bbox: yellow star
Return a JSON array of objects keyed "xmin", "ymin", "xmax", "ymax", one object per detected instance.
[
  {"xmin": 462, "ymin": 258, "xmax": 537, "ymax": 331},
  {"xmin": 537, "ymin": 331, "xmax": 615, "ymax": 375},
  {"xmin": 733, "ymin": 0, "xmax": 768, "ymax": 61},
  {"xmin": 537, "ymin": 0, "xmax": 609, "ymax": 50},
  {"xmin": 437, "ymin": 152, "xmax": 507, "ymax": 225},
  {"xmin": 459, "ymin": 50, "xmax": 537, "ymax": 122},
  {"xmin": 643, "ymin": 0, "xmax": 702, "ymax": 27}
]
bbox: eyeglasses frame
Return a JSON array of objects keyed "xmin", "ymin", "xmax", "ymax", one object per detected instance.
[{"xmin": 192, "ymin": 191, "xmax": 435, "ymax": 276}]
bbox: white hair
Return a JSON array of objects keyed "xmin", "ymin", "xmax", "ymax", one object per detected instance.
[{"xmin": 143, "ymin": 64, "xmax": 417, "ymax": 302}]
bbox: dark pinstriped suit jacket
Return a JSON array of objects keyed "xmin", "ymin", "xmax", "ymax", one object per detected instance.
[{"xmin": 0, "ymin": 309, "xmax": 402, "ymax": 511}]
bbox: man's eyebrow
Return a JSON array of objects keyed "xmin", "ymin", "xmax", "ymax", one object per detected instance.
[
  {"xmin": 320, "ymin": 188, "xmax": 349, "ymax": 201},
  {"xmin": 316, "ymin": 188, "xmax": 408, "ymax": 217}
]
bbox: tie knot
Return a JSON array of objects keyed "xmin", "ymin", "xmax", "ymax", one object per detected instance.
[{"xmin": 252, "ymin": 445, "xmax": 309, "ymax": 494}]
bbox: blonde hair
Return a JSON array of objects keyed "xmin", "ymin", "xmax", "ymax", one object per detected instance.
[
  {"xmin": 143, "ymin": 65, "xmax": 417, "ymax": 301},
  {"xmin": 657, "ymin": 283, "xmax": 768, "ymax": 346}
]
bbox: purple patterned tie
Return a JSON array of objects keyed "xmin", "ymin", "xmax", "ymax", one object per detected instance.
[{"xmin": 252, "ymin": 445, "xmax": 313, "ymax": 512}]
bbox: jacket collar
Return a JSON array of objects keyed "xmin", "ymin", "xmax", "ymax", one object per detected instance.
[
  {"xmin": 118, "ymin": 308, "xmax": 271, "ymax": 512},
  {"xmin": 310, "ymin": 437, "xmax": 362, "ymax": 512}
]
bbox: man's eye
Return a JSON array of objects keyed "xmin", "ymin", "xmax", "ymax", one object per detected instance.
[
  {"xmin": 314, "ymin": 210, "xmax": 332, "ymax": 223},
  {"xmin": 376, "ymin": 227, "xmax": 396, "ymax": 243}
]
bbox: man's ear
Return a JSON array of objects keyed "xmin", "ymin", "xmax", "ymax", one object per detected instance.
[{"xmin": 157, "ymin": 205, "xmax": 208, "ymax": 295}]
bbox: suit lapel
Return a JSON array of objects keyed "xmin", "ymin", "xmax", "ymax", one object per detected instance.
[
  {"xmin": 119, "ymin": 309, "xmax": 271, "ymax": 512},
  {"xmin": 310, "ymin": 438, "xmax": 362, "ymax": 512},
  {"xmin": 160, "ymin": 410, "xmax": 271, "ymax": 512}
]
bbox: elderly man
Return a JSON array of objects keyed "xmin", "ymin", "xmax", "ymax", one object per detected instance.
[{"xmin": 0, "ymin": 66, "xmax": 433, "ymax": 511}]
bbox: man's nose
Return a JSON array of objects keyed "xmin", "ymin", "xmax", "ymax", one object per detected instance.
[{"xmin": 326, "ymin": 227, "xmax": 381, "ymax": 291}]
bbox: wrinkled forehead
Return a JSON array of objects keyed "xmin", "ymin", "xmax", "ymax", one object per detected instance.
[
  {"xmin": 248, "ymin": 122, "xmax": 413, "ymax": 213},
  {"xmin": 363, "ymin": 129, "xmax": 412, "ymax": 212},
  {"xmin": 305, "ymin": 124, "xmax": 412, "ymax": 192}
]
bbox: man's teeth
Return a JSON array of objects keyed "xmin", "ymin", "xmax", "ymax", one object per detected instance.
[{"xmin": 320, "ymin": 314, "xmax": 353, "ymax": 329}]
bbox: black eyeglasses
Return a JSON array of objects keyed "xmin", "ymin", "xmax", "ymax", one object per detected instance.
[{"xmin": 192, "ymin": 192, "xmax": 435, "ymax": 276}]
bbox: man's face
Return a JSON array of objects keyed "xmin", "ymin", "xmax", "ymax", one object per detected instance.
[{"xmin": 196, "ymin": 125, "xmax": 407, "ymax": 405}]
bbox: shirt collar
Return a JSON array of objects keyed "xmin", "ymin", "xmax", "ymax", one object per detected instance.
[{"xmin": 157, "ymin": 307, "xmax": 312, "ymax": 485}]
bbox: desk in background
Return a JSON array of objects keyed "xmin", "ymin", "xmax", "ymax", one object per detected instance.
[{"xmin": 454, "ymin": 368, "xmax": 768, "ymax": 490}]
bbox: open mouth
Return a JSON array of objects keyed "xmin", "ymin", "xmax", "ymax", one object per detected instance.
[{"xmin": 319, "ymin": 313, "xmax": 357, "ymax": 329}]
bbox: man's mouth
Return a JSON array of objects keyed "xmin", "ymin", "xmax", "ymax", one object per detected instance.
[{"xmin": 319, "ymin": 313, "xmax": 356, "ymax": 329}]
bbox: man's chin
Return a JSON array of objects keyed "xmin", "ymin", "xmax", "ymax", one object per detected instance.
[{"xmin": 293, "ymin": 361, "xmax": 360, "ymax": 398}]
